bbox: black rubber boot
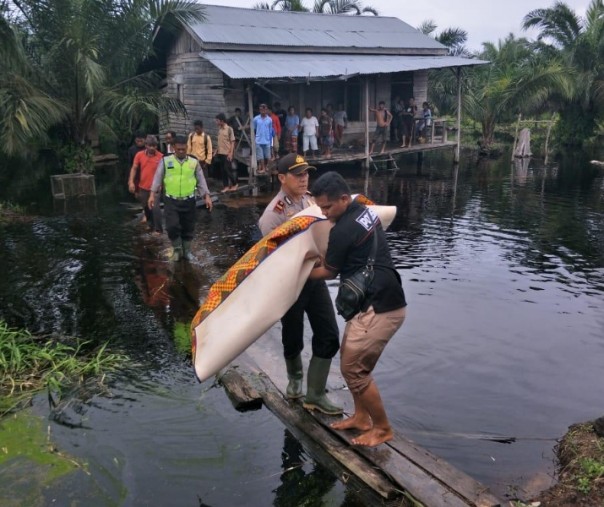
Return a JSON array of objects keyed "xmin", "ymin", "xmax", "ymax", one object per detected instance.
[
  {"xmin": 182, "ymin": 240, "xmax": 195, "ymax": 261},
  {"xmin": 284, "ymin": 355, "xmax": 303, "ymax": 399},
  {"xmin": 302, "ymin": 356, "xmax": 343, "ymax": 415}
]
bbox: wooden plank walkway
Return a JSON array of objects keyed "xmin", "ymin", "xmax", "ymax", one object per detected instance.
[
  {"xmin": 233, "ymin": 141, "xmax": 457, "ymax": 169},
  {"xmin": 220, "ymin": 330, "xmax": 504, "ymax": 507}
]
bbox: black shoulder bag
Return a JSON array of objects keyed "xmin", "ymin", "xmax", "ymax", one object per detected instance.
[{"xmin": 335, "ymin": 229, "xmax": 378, "ymax": 321}]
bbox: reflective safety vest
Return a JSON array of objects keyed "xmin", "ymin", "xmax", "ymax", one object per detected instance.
[{"xmin": 163, "ymin": 155, "xmax": 197, "ymax": 198}]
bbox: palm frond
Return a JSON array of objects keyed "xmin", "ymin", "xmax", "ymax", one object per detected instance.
[{"xmin": 417, "ymin": 20, "xmax": 437, "ymax": 36}]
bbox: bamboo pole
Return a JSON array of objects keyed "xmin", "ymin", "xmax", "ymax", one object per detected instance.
[
  {"xmin": 247, "ymin": 86, "xmax": 257, "ymax": 190},
  {"xmin": 454, "ymin": 67, "xmax": 461, "ymax": 164},
  {"xmin": 544, "ymin": 113, "xmax": 555, "ymax": 165},
  {"xmin": 364, "ymin": 77, "xmax": 370, "ymax": 170},
  {"xmin": 511, "ymin": 112, "xmax": 522, "ymax": 162}
]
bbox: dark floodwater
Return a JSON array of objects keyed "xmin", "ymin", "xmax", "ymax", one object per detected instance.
[{"xmin": 1, "ymin": 151, "xmax": 603, "ymax": 505}]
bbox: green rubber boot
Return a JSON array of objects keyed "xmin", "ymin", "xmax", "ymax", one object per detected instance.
[
  {"xmin": 168, "ymin": 239, "xmax": 182, "ymax": 262},
  {"xmin": 303, "ymin": 356, "xmax": 343, "ymax": 415},
  {"xmin": 285, "ymin": 355, "xmax": 303, "ymax": 399},
  {"xmin": 182, "ymin": 240, "xmax": 195, "ymax": 261}
]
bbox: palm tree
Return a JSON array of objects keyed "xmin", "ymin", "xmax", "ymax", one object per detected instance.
[
  {"xmin": 418, "ymin": 20, "xmax": 470, "ymax": 116},
  {"xmin": 254, "ymin": 0, "xmax": 377, "ymax": 15},
  {"xmin": 522, "ymin": 0, "xmax": 604, "ymax": 145},
  {"xmin": 464, "ymin": 34, "xmax": 570, "ymax": 147},
  {"xmin": 254, "ymin": 0, "xmax": 309, "ymax": 11},
  {"xmin": 0, "ymin": 0, "xmax": 205, "ymax": 159},
  {"xmin": 313, "ymin": 0, "xmax": 378, "ymax": 15}
]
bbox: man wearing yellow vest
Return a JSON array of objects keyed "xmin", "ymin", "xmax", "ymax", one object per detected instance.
[{"xmin": 149, "ymin": 135, "xmax": 213, "ymax": 261}]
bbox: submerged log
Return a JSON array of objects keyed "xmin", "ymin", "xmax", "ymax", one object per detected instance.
[{"xmin": 218, "ymin": 367, "xmax": 263, "ymax": 412}]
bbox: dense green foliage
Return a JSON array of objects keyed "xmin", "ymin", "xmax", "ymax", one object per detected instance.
[
  {"xmin": 0, "ymin": 0, "xmax": 205, "ymax": 164},
  {"xmin": 423, "ymin": 1, "xmax": 604, "ymax": 149},
  {"xmin": 3, "ymin": 0, "xmax": 604, "ymax": 159},
  {"xmin": 522, "ymin": 0, "xmax": 604, "ymax": 146}
]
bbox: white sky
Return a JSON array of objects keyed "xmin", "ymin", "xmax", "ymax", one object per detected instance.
[{"xmin": 203, "ymin": 0, "xmax": 589, "ymax": 51}]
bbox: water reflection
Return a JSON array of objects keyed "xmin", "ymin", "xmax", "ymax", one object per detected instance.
[
  {"xmin": 273, "ymin": 429, "xmax": 337, "ymax": 507},
  {"xmin": 1, "ymin": 153, "xmax": 603, "ymax": 502}
]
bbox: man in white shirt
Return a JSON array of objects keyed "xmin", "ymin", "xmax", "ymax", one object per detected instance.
[{"xmin": 299, "ymin": 108, "xmax": 319, "ymax": 158}]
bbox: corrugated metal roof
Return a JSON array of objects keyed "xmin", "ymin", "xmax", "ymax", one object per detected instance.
[
  {"xmin": 202, "ymin": 51, "xmax": 488, "ymax": 80},
  {"xmin": 191, "ymin": 5, "xmax": 445, "ymax": 52}
]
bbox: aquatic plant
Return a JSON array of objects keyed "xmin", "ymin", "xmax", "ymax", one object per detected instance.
[{"xmin": 0, "ymin": 320, "xmax": 127, "ymax": 416}]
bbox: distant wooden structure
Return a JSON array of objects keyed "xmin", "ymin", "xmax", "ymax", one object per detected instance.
[
  {"xmin": 219, "ymin": 329, "xmax": 504, "ymax": 507},
  {"xmin": 511, "ymin": 113, "xmax": 557, "ymax": 164},
  {"xmin": 50, "ymin": 174, "xmax": 96, "ymax": 199},
  {"xmin": 153, "ymin": 5, "xmax": 487, "ymax": 179}
]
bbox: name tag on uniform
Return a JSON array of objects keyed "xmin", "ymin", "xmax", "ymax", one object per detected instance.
[{"xmin": 167, "ymin": 161, "xmax": 174, "ymax": 169}]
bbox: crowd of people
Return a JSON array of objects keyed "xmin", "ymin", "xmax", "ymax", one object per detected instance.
[
  {"xmin": 127, "ymin": 116, "xmax": 408, "ymax": 447},
  {"xmin": 240, "ymin": 98, "xmax": 433, "ymax": 163}
]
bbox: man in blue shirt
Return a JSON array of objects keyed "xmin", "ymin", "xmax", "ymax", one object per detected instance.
[{"xmin": 253, "ymin": 103, "xmax": 274, "ymax": 174}]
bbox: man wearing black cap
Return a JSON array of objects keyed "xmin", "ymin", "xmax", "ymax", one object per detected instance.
[{"xmin": 258, "ymin": 153, "xmax": 342, "ymax": 415}]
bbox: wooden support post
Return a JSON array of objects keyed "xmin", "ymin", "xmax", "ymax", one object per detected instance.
[
  {"xmin": 364, "ymin": 77, "xmax": 370, "ymax": 170},
  {"xmin": 544, "ymin": 113, "xmax": 555, "ymax": 165},
  {"xmin": 247, "ymin": 85, "xmax": 257, "ymax": 193},
  {"xmin": 511, "ymin": 112, "xmax": 522, "ymax": 162},
  {"xmin": 455, "ymin": 67, "xmax": 462, "ymax": 164}
]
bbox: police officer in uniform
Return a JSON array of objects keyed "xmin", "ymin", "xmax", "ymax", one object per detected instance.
[
  {"xmin": 258, "ymin": 153, "xmax": 342, "ymax": 415},
  {"xmin": 149, "ymin": 135, "xmax": 213, "ymax": 261}
]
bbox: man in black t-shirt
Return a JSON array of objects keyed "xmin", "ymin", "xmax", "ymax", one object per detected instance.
[{"xmin": 310, "ymin": 171, "xmax": 407, "ymax": 447}]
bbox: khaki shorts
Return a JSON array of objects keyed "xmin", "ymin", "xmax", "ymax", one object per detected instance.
[{"xmin": 340, "ymin": 305, "xmax": 406, "ymax": 394}]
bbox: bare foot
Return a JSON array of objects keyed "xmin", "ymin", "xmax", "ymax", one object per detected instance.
[
  {"xmin": 221, "ymin": 187, "xmax": 230, "ymax": 193},
  {"xmin": 330, "ymin": 415, "xmax": 372, "ymax": 432},
  {"xmin": 351, "ymin": 427, "xmax": 393, "ymax": 447},
  {"xmin": 229, "ymin": 184, "xmax": 238, "ymax": 192}
]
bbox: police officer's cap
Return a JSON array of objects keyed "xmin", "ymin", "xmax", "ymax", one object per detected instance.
[{"xmin": 277, "ymin": 153, "xmax": 316, "ymax": 175}]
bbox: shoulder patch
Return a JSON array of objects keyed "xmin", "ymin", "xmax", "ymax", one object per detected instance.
[
  {"xmin": 355, "ymin": 208, "xmax": 378, "ymax": 231},
  {"xmin": 273, "ymin": 200, "xmax": 285, "ymax": 213}
]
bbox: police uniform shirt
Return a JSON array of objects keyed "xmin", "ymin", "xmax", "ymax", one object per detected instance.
[{"xmin": 258, "ymin": 190, "xmax": 313, "ymax": 236}]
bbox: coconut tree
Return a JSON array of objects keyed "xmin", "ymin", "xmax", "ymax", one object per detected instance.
[
  {"xmin": 522, "ymin": 0, "xmax": 604, "ymax": 144},
  {"xmin": 0, "ymin": 0, "xmax": 205, "ymax": 158}
]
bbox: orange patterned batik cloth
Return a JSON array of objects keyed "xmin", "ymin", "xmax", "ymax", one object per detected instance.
[
  {"xmin": 191, "ymin": 215, "xmax": 321, "ymax": 356},
  {"xmin": 190, "ymin": 195, "xmax": 376, "ymax": 359}
]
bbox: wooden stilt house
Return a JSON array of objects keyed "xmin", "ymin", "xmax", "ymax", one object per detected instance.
[{"xmin": 155, "ymin": 5, "xmax": 486, "ymax": 171}]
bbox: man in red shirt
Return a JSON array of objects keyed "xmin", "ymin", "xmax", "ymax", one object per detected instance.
[
  {"xmin": 128, "ymin": 135, "xmax": 164, "ymax": 234},
  {"xmin": 268, "ymin": 105, "xmax": 282, "ymax": 160}
]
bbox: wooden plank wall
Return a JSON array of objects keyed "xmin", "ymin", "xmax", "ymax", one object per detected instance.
[
  {"xmin": 163, "ymin": 30, "xmax": 227, "ymax": 139},
  {"xmin": 413, "ymin": 70, "xmax": 428, "ymax": 105}
]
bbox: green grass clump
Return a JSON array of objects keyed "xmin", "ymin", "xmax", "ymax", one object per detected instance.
[
  {"xmin": 576, "ymin": 457, "xmax": 604, "ymax": 494},
  {"xmin": 0, "ymin": 320, "xmax": 127, "ymax": 416},
  {"xmin": 0, "ymin": 202, "xmax": 25, "ymax": 223}
]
